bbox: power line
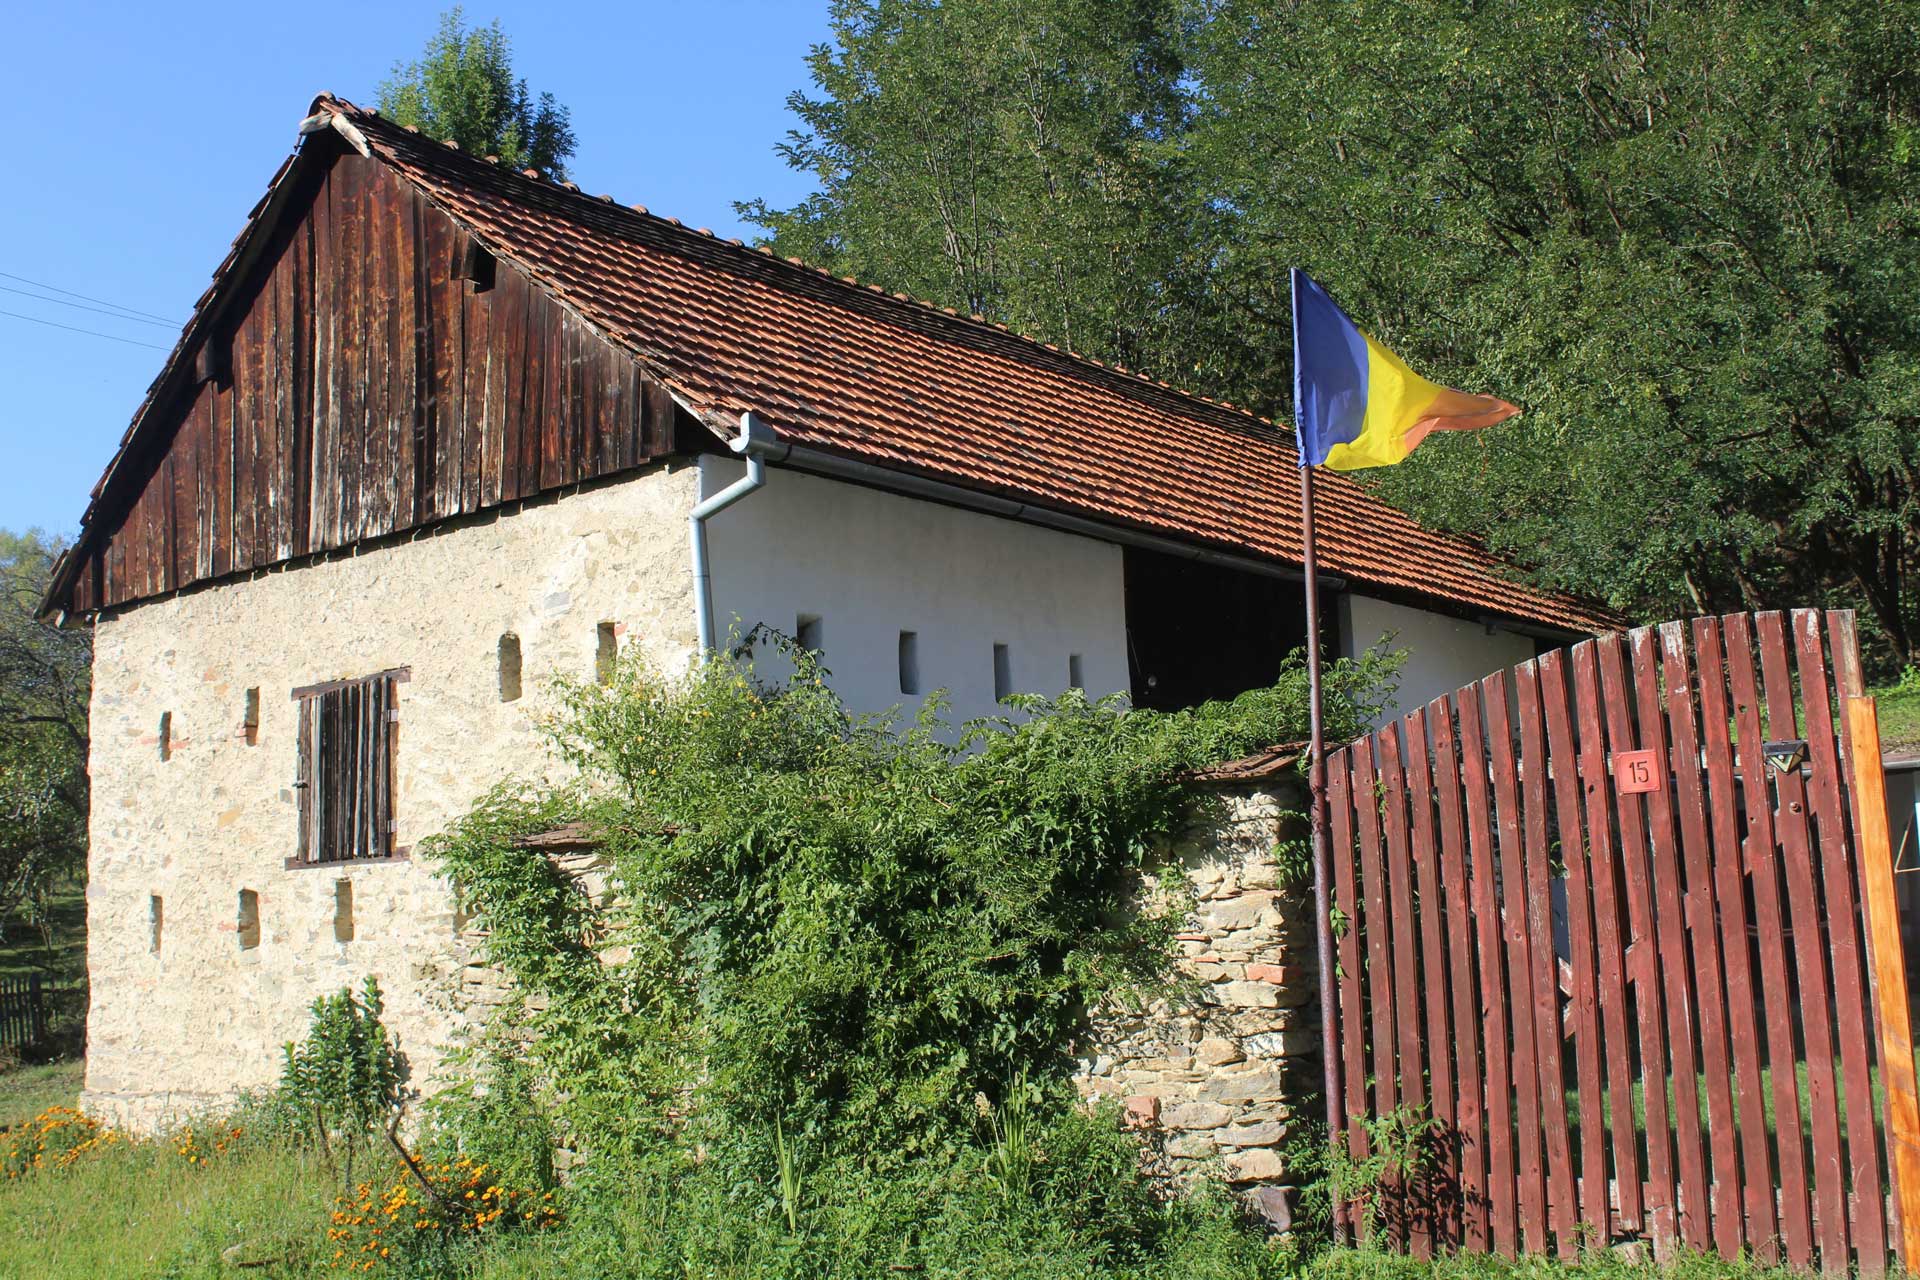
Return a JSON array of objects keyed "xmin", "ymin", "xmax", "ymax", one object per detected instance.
[
  {"xmin": 0, "ymin": 283, "xmax": 176, "ymax": 328},
  {"xmin": 0, "ymin": 308, "xmax": 172, "ymax": 351},
  {"xmin": 0, "ymin": 269, "xmax": 175, "ymax": 324}
]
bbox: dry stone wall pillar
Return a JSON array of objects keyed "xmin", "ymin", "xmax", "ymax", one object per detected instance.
[{"xmin": 1073, "ymin": 772, "xmax": 1316, "ymax": 1227}]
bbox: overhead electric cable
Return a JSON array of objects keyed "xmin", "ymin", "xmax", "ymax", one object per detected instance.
[
  {"xmin": 0, "ymin": 308, "xmax": 171, "ymax": 350},
  {"xmin": 0, "ymin": 269, "xmax": 175, "ymax": 324},
  {"xmin": 0, "ymin": 284, "xmax": 176, "ymax": 328}
]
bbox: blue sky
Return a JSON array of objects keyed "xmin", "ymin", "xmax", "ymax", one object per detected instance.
[{"xmin": 0, "ymin": 1, "xmax": 833, "ymax": 539}]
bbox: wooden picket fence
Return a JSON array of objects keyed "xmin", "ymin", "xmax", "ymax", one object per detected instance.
[
  {"xmin": 0, "ymin": 974, "xmax": 50, "ymax": 1052},
  {"xmin": 1325, "ymin": 609, "xmax": 1920, "ymax": 1274}
]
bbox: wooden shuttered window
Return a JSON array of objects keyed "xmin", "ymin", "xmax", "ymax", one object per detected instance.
[{"xmin": 291, "ymin": 668, "xmax": 407, "ymax": 865}]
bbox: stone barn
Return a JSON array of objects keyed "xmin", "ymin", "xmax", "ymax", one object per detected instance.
[{"xmin": 40, "ymin": 95, "xmax": 1612, "ymax": 1138}]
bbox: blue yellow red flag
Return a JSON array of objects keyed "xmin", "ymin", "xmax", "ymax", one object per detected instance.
[{"xmin": 1291, "ymin": 269, "xmax": 1518, "ymax": 471}]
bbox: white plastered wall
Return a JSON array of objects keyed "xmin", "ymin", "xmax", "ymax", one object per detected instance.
[
  {"xmin": 81, "ymin": 462, "xmax": 700, "ymax": 1129},
  {"xmin": 1339, "ymin": 592, "xmax": 1541, "ymax": 724},
  {"xmin": 701, "ymin": 458, "xmax": 1130, "ymax": 726}
]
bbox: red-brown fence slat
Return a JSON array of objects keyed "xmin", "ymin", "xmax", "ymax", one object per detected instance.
[
  {"xmin": 1377, "ymin": 723, "xmax": 1429, "ymax": 1254},
  {"xmin": 1514, "ymin": 662, "xmax": 1578, "ymax": 1253},
  {"xmin": 1458, "ymin": 684, "xmax": 1518, "ymax": 1255},
  {"xmin": 1794, "ymin": 609, "xmax": 1889, "ymax": 1273},
  {"xmin": 1484, "ymin": 670, "xmax": 1549, "ymax": 1253},
  {"xmin": 1329, "ymin": 746, "xmax": 1369, "ymax": 1218},
  {"xmin": 1830, "ymin": 611, "xmax": 1869, "ymax": 847},
  {"xmin": 1755, "ymin": 609, "xmax": 1850, "ymax": 1267},
  {"xmin": 1429, "ymin": 692, "xmax": 1488, "ymax": 1251},
  {"xmin": 1659, "ymin": 621, "xmax": 1743, "ymax": 1257},
  {"xmin": 1569, "ymin": 640, "xmax": 1643, "ymax": 1233},
  {"xmin": 1596, "ymin": 633, "xmax": 1676, "ymax": 1243},
  {"xmin": 1693, "ymin": 617, "xmax": 1779, "ymax": 1258},
  {"xmin": 1539, "ymin": 650, "xmax": 1610, "ymax": 1240},
  {"xmin": 1405, "ymin": 708, "xmax": 1460, "ymax": 1249},
  {"xmin": 1629, "ymin": 625, "xmax": 1713, "ymax": 1254},
  {"xmin": 1722, "ymin": 613, "xmax": 1814, "ymax": 1266},
  {"xmin": 1352, "ymin": 736, "xmax": 1398, "ymax": 1126}
]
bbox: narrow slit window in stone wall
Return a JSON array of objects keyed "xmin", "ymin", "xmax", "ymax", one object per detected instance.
[
  {"xmin": 797, "ymin": 614, "xmax": 823, "ymax": 654},
  {"xmin": 595, "ymin": 623, "xmax": 618, "ymax": 684},
  {"xmin": 291, "ymin": 668, "xmax": 406, "ymax": 865},
  {"xmin": 499, "ymin": 634, "xmax": 523, "ymax": 702},
  {"xmin": 236, "ymin": 889, "xmax": 261, "ymax": 950},
  {"xmin": 240, "ymin": 688, "xmax": 260, "ymax": 744},
  {"xmin": 149, "ymin": 895, "xmax": 163, "ymax": 955},
  {"xmin": 334, "ymin": 879, "xmax": 355, "ymax": 943},
  {"xmin": 898, "ymin": 631, "xmax": 920, "ymax": 696},
  {"xmin": 1068, "ymin": 653, "xmax": 1085, "ymax": 690},
  {"xmin": 158, "ymin": 712, "xmax": 172, "ymax": 761},
  {"xmin": 993, "ymin": 644, "xmax": 1012, "ymax": 702}
]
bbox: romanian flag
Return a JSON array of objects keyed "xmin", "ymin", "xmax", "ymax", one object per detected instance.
[{"xmin": 1291, "ymin": 268, "xmax": 1519, "ymax": 471}]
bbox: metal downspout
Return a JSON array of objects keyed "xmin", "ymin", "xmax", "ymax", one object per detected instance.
[{"xmin": 690, "ymin": 411, "xmax": 780, "ymax": 654}]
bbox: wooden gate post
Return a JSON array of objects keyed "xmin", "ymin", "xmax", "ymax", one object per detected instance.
[{"xmin": 1846, "ymin": 695, "xmax": 1920, "ymax": 1275}]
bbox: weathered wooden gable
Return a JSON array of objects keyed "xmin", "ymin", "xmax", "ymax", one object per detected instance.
[{"xmin": 63, "ymin": 143, "xmax": 690, "ymax": 614}]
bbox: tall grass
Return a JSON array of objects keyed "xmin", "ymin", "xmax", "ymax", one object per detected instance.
[{"xmin": 0, "ymin": 1137, "xmax": 335, "ymax": 1278}]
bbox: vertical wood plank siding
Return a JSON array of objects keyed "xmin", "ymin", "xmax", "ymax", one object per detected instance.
[
  {"xmin": 1326, "ymin": 611, "xmax": 1909, "ymax": 1275},
  {"xmin": 62, "ymin": 150, "xmax": 685, "ymax": 613}
]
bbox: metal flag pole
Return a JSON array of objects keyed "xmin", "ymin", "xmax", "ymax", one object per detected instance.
[
  {"xmin": 1293, "ymin": 266, "xmax": 1347, "ymax": 1236},
  {"xmin": 1302, "ymin": 460, "xmax": 1346, "ymax": 1231}
]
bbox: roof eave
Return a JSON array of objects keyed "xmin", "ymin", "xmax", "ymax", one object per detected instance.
[{"xmin": 683, "ymin": 414, "xmax": 1608, "ymax": 639}]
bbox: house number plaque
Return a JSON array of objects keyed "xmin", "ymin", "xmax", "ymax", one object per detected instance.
[{"xmin": 1613, "ymin": 749, "xmax": 1662, "ymax": 794}]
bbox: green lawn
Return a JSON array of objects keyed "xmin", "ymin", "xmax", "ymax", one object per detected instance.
[
  {"xmin": 0, "ymin": 1058, "xmax": 83, "ymax": 1128},
  {"xmin": 1870, "ymin": 679, "xmax": 1920, "ymax": 756}
]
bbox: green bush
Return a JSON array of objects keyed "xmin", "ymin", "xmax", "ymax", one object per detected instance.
[
  {"xmin": 278, "ymin": 977, "xmax": 406, "ymax": 1158},
  {"xmin": 423, "ymin": 636, "xmax": 1396, "ymax": 1171}
]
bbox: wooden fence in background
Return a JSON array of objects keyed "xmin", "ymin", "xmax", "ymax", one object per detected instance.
[
  {"xmin": 1326, "ymin": 609, "xmax": 1920, "ymax": 1274},
  {"xmin": 0, "ymin": 974, "xmax": 49, "ymax": 1052}
]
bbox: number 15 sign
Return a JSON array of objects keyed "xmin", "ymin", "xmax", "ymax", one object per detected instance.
[{"xmin": 1613, "ymin": 749, "xmax": 1662, "ymax": 795}]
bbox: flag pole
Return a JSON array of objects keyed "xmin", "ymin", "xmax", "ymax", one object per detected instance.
[
  {"xmin": 1293, "ymin": 266, "xmax": 1347, "ymax": 1235},
  {"xmin": 1301, "ymin": 459, "xmax": 1345, "ymax": 1233}
]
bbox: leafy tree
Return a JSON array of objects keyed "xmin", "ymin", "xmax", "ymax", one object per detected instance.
[
  {"xmin": 740, "ymin": 0, "xmax": 1223, "ymax": 375},
  {"xmin": 377, "ymin": 8, "xmax": 577, "ymax": 178},
  {"xmin": 1188, "ymin": 0, "xmax": 1920, "ymax": 666},
  {"xmin": 749, "ymin": 1, "xmax": 1920, "ymax": 669},
  {"xmin": 0, "ymin": 530, "xmax": 90, "ymax": 940}
]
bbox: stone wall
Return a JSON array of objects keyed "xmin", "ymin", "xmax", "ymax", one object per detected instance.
[
  {"xmin": 82, "ymin": 462, "xmax": 701, "ymax": 1129},
  {"xmin": 1074, "ymin": 777, "xmax": 1316, "ymax": 1223},
  {"xmin": 81, "ymin": 452, "xmax": 1324, "ymax": 1193}
]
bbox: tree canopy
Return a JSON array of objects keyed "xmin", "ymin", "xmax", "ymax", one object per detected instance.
[
  {"xmin": 746, "ymin": 0, "xmax": 1920, "ymax": 670},
  {"xmin": 377, "ymin": 8, "xmax": 576, "ymax": 178},
  {"xmin": 738, "ymin": 0, "xmax": 1222, "ymax": 378},
  {"xmin": 0, "ymin": 530, "xmax": 90, "ymax": 933}
]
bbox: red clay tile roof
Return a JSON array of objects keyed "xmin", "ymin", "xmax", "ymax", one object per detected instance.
[
  {"xmin": 312, "ymin": 99, "xmax": 1614, "ymax": 636},
  {"xmin": 52, "ymin": 95, "xmax": 1617, "ymax": 635}
]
